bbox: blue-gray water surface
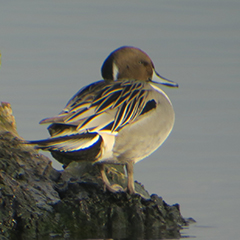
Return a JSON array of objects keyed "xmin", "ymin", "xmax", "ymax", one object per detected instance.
[{"xmin": 1, "ymin": 1, "xmax": 240, "ymax": 239}]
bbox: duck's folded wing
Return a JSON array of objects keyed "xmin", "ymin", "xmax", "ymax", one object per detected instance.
[
  {"xmin": 27, "ymin": 132, "xmax": 103, "ymax": 162},
  {"xmin": 40, "ymin": 80, "xmax": 150, "ymax": 134},
  {"xmin": 28, "ymin": 132, "xmax": 100, "ymax": 151},
  {"xmin": 69, "ymin": 80, "xmax": 149, "ymax": 132}
]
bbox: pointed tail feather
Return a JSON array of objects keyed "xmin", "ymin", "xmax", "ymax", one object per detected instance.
[{"xmin": 26, "ymin": 132, "xmax": 103, "ymax": 163}]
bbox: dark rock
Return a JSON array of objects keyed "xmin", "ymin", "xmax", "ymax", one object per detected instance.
[{"xmin": 0, "ymin": 102, "xmax": 192, "ymax": 239}]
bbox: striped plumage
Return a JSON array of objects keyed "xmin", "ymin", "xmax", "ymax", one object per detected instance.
[{"xmin": 28, "ymin": 46, "xmax": 178, "ymax": 195}]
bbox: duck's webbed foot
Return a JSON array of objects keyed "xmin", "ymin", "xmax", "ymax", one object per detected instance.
[
  {"xmin": 104, "ymin": 183, "xmax": 125, "ymax": 193},
  {"xmin": 99, "ymin": 164, "xmax": 125, "ymax": 193}
]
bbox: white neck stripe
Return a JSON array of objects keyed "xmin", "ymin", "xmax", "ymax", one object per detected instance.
[{"xmin": 112, "ymin": 63, "xmax": 119, "ymax": 81}]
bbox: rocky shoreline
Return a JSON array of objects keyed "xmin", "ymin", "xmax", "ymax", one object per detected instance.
[{"xmin": 0, "ymin": 102, "xmax": 193, "ymax": 239}]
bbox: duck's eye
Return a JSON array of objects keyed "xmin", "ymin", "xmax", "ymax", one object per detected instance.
[{"xmin": 139, "ymin": 61, "xmax": 148, "ymax": 66}]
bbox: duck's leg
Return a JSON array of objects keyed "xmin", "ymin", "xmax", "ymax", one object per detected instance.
[
  {"xmin": 99, "ymin": 164, "xmax": 124, "ymax": 192},
  {"xmin": 126, "ymin": 161, "xmax": 135, "ymax": 194}
]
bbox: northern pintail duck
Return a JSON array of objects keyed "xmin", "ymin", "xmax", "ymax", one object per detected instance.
[{"xmin": 29, "ymin": 46, "xmax": 178, "ymax": 195}]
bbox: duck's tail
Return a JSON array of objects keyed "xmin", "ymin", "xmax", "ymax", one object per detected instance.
[{"xmin": 26, "ymin": 132, "xmax": 103, "ymax": 165}]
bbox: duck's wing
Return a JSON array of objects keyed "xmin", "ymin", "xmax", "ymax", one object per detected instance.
[
  {"xmin": 65, "ymin": 80, "xmax": 150, "ymax": 133},
  {"xmin": 40, "ymin": 80, "xmax": 151, "ymax": 134},
  {"xmin": 29, "ymin": 132, "xmax": 103, "ymax": 164},
  {"xmin": 30, "ymin": 132, "xmax": 101, "ymax": 152},
  {"xmin": 30, "ymin": 80, "xmax": 156, "ymax": 155}
]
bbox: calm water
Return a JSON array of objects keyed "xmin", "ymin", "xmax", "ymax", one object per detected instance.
[{"xmin": 1, "ymin": 1, "xmax": 240, "ymax": 239}]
